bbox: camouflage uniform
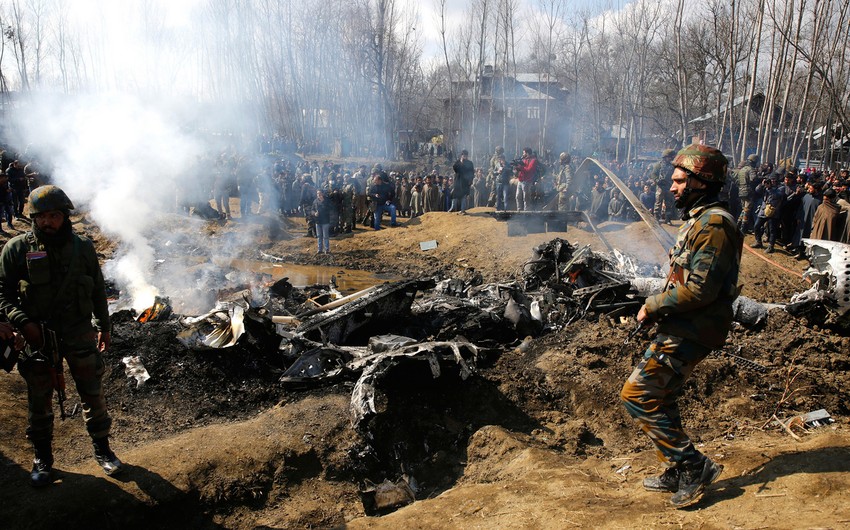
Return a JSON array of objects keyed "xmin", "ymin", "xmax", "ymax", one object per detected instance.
[
  {"xmin": 621, "ymin": 201, "xmax": 741, "ymax": 465},
  {"xmin": 554, "ymin": 156, "xmax": 574, "ymax": 211},
  {"xmin": 649, "ymin": 153, "xmax": 676, "ymax": 222},
  {"xmin": 340, "ymin": 179, "xmax": 357, "ymax": 233},
  {"xmin": 736, "ymin": 157, "xmax": 758, "ymax": 231},
  {"xmin": 0, "ymin": 229, "xmax": 112, "ymax": 445},
  {"xmin": 351, "ymin": 169, "xmax": 369, "ymax": 225},
  {"xmin": 622, "ymin": 144, "xmax": 742, "ymax": 473}
]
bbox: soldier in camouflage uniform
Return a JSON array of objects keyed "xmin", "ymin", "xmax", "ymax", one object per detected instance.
[
  {"xmin": 488, "ymin": 146, "xmax": 504, "ymax": 183},
  {"xmin": 0, "ymin": 186, "xmax": 123, "ymax": 487},
  {"xmin": 485, "ymin": 149, "xmax": 503, "ymax": 207},
  {"xmin": 620, "ymin": 144, "xmax": 742, "ymax": 509},
  {"xmin": 648, "ymin": 149, "xmax": 677, "ymax": 223},
  {"xmin": 352, "ymin": 165, "xmax": 369, "ymax": 226},
  {"xmin": 736, "ymin": 154, "xmax": 759, "ymax": 233},
  {"xmin": 340, "ymin": 173, "xmax": 358, "ymax": 233},
  {"xmin": 554, "ymin": 152, "xmax": 574, "ymax": 211}
]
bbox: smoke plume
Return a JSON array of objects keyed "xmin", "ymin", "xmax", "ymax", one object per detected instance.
[{"xmin": 6, "ymin": 92, "xmax": 209, "ymax": 310}]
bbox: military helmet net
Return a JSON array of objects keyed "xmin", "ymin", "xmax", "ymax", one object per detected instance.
[
  {"xmin": 672, "ymin": 144, "xmax": 727, "ymax": 184},
  {"xmin": 27, "ymin": 185, "xmax": 75, "ymax": 216},
  {"xmin": 662, "ymin": 148, "xmax": 677, "ymax": 158}
]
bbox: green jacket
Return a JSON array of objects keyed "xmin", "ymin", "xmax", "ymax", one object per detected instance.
[
  {"xmin": 736, "ymin": 163, "xmax": 757, "ymax": 199},
  {"xmin": 555, "ymin": 163, "xmax": 574, "ymax": 193},
  {"xmin": 648, "ymin": 160, "xmax": 675, "ymax": 187},
  {"xmin": 644, "ymin": 200, "xmax": 742, "ymax": 348},
  {"xmin": 0, "ymin": 231, "xmax": 110, "ymax": 346}
]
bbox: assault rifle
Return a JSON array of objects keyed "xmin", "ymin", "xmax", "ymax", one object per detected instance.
[{"xmin": 41, "ymin": 325, "xmax": 66, "ymax": 420}]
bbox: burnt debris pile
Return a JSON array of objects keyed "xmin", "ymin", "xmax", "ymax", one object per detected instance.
[
  {"xmin": 104, "ymin": 239, "xmax": 667, "ymax": 512},
  {"xmin": 787, "ymin": 239, "xmax": 850, "ymax": 329},
  {"xmin": 98, "ymin": 237, "xmax": 850, "ymax": 516},
  {"xmin": 518, "ymin": 238, "xmax": 655, "ymax": 328}
]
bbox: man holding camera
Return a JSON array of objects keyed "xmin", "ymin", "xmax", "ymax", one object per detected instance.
[
  {"xmin": 514, "ymin": 148, "xmax": 538, "ymax": 211},
  {"xmin": 752, "ymin": 175, "xmax": 784, "ymax": 253},
  {"xmin": 451, "ymin": 149, "xmax": 474, "ymax": 214}
]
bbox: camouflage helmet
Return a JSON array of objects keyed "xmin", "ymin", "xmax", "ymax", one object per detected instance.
[
  {"xmin": 495, "ymin": 146, "xmax": 504, "ymax": 154},
  {"xmin": 747, "ymin": 154, "xmax": 759, "ymax": 164},
  {"xmin": 27, "ymin": 185, "xmax": 75, "ymax": 216},
  {"xmin": 662, "ymin": 148, "xmax": 677, "ymax": 159},
  {"xmin": 672, "ymin": 143, "xmax": 727, "ymax": 184}
]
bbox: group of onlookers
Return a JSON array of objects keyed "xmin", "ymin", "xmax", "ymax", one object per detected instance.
[
  {"xmin": 3, "ymin": 139, "xmax": 849, "ymax": 261},
  {"xmin": 0, "ymin": 148, "xmax": 49, "ymax": 235},
  {"xmin": 735, "ymin": 160, "xmax": 850, "ymax": 256}
]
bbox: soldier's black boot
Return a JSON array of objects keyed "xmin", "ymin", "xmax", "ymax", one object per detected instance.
[
  {"xmin": 30, "ymin": 440, "xmax": 54, "ymax": 488},
  {"xmin": 93, "ymin": 437, "xmax": 124, "ymax": 476},
  {"xmin": 642, "ymin": 466, "xmax": 680, "ymax": 493},
  {"xmin": 670, "ymin": 456, "xmax": 723, "ymax": 508},
  {"xmin": 751, "ymin": 238, "xmax": 764, "ymax": 249}
]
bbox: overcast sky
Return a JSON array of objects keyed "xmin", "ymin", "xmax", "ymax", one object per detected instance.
[
  {"xmin": 411, "ymin": 0, "xmax": 626, "ymax": 61},
  {"xmin": 58, "ymin": 0, "xmax": 627, "ymax": 90}
]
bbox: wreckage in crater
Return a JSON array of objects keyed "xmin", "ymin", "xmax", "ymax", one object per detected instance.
[
  {"xmin": 123, "ymin": 236, "xmax": 849, "ymax": 514},
  {"xmin": 787, "ymin": 239, "xmax": 850, "ymax": 326},
  {"xmin": 136, "ymin": 238, "xmax": 850, "ymax": 414}
]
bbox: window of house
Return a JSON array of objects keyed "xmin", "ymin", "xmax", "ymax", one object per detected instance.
[
  {"xmin": 527, "ymin": 106, "xmax": 540, "ymax": 119},
  {"xmin": 506, "ymin": 107, "xmax": 514, "ymax": 119}
]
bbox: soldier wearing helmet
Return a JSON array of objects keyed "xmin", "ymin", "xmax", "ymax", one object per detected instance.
[
  {"xmin": 735, "ymin": 153, "xmax": 760, "ymax": 233},
  {"xmin": 621, "ymin": 144, "xmax": 741, "ymax": 509},
  {"xmin": 0, "ymin": 185, "xmax": 122, "ymax": 487},
  {"xmin": 554, "ymin": 152, "xmax": 574, "ymax": 211},
  {"xmin": 647, "ymin": 148, "xmax": 677, "ymax": 223},
  {"xmin": 488, "ymin": 146, "xmax": 507, "ymax": 205}
]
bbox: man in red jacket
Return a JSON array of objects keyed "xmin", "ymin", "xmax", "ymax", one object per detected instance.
[{"xmin": 515, "ymin": 147, "xmax": 537, "ymax": 211}]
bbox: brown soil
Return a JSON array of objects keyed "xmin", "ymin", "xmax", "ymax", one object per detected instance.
[{"xmin": 0, "ymin": 201, "xmax": 847, "ymax": 529}]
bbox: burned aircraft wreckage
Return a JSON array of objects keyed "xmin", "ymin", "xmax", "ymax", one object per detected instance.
[{"xmin": 122, "ymin": 235, "xmax": 850, "ymax": 513}]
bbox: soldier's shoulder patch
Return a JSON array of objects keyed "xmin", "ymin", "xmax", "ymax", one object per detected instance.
[{"xmin": 701, "ymin": 208, "xmax": 735, "ymax": 228}]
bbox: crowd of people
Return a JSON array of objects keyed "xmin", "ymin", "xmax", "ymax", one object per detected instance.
[
  {"xmin": 184, "ymin": 143, "xmax": 850, "ymax": 259},
  {"xmin": 731, "ymin": 157, "xmax": 850, "ymax": 256},
  {"xmin": 5, "ymin": 138, "xmax": 845, "ymax": 259},
  {"xmin": 0, "ymin": 148, "xmax": 50, "ymax": 235}
]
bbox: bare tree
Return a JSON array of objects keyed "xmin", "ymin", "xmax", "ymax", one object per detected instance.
[{"xmin": 6, "ymin": 0, "xmax": 31, "ymax": 90}]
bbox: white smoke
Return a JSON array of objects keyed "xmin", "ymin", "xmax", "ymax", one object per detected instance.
[{"xmin": 6, "ymin": 92, "xmax": 204, "ymax": 309}]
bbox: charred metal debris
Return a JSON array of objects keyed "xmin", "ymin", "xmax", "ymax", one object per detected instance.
[
  {"xmin": 130, "ymin": 237, "xmax": 850, "ymax": 430},
  {"xmin": 132, "ymin": 236, "xmax": 834, "ymax": 420},
  {"xmin": 125, "ymin": 237, "xmax": 849, "ymax": 513},
  {"xmin": 788, "ymin": 239, "xmax": 850, "ymax": 328}
]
